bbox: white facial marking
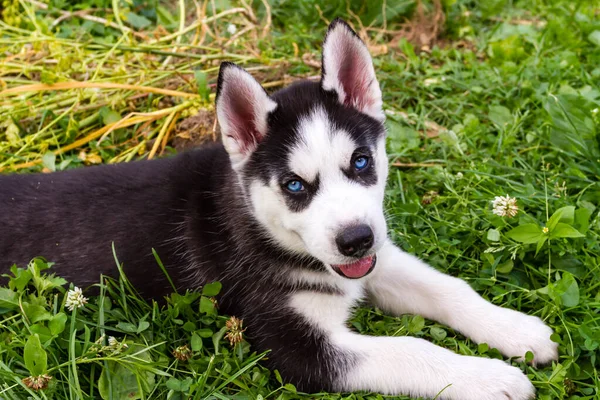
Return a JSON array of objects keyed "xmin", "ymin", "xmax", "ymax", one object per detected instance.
[
  {"xmin": 289, "ymin": 108, "xmax": 356, "ymax": 183},
  {"xmin": 249, "ymin": 107, "xmax": 388, "ymax": 276}
]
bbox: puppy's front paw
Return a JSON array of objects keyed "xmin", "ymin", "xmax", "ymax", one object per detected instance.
[
  {"xmin": 446, "ymin": 357, "xmax": 535, "ymax": 400},
  {"xmin": 479, "ymin": 308, "xmax": 558, "ymax": 365}
]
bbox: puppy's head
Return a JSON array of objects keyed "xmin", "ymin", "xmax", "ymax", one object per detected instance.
[{"xmin": 216, "ymin": 19, "xmax": 388, "ymax": 279}]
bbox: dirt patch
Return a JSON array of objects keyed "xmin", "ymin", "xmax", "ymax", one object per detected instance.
[
  {"xmin": 170, "ymin": 109, "xmax": 218, "ymax": 151},
  {"xmin": 390, "ymin": 0, "xmax": 446, "ymax": 51}
]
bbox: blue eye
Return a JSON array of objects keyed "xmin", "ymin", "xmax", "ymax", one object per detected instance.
[
  {"xmin": 354, "ymin": 156, "xmax": 369, "ymax": 171},
  {"xmin": 286, "ymin": 180, "xmax": 304, "ymax": 193}
]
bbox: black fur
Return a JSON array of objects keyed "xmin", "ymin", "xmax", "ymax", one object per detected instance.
[
  {"xmin": 247, "ymin": 81, "xmax": 384, "ymax": 197},
  {"xmin": 0, "ymin": 80, "xmax": 380, "ymax": 392},
  {"xmin": 0, "ymin": 20, "xmax": 381, "ymax": 393},
  {"xmin": 0, "ymin": 139, "xmax": 351, "ymax": 391}
]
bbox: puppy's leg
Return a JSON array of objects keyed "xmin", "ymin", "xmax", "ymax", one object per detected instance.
[
  {"xmin": 366, "ymin": 240, "xmax": 558, "ymax": 364},
  {"xmin": 339, "ymin": 334, "xmax": 535, "ymax": 400},
  {"xmin": 286, "ymin": 289, "xmax": 535, "ymax": 400}
]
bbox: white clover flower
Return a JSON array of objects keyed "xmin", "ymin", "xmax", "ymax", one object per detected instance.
[
  {"xmin": 492, "ymin": 195, "xmax": 519, "ymax": 218},
  {"xmin": 456, "ymin": 172, "xmax": 464, "ymax": 179},
  {"xmin": 108, "ymin": 336, "xmax": 118, "ymax": 347},
  {"xmin": 227, "ymin": 23, "xmax": 237, "ymax": 35},
  {"xmin": 65, "ymin": 287, "xmax": 88, "ymax": 311}
]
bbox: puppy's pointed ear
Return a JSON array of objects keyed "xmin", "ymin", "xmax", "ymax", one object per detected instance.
[
  {"xmin": 216, "ymin": 62, "xmax": 277, "ymax": 169},
  {"xmin": 321, "ymin": 19, "xmax": 384, "ymax": 121}
]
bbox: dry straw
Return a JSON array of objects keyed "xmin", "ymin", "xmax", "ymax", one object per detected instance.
[{"xmin": 0, "ymin": 0, "xmax": 278, "ymax": 172}]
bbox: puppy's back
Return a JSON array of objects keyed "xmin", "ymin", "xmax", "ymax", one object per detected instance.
[{"xmin": 0, "ymin": 144, "xmax": 228, "ymax": 297}]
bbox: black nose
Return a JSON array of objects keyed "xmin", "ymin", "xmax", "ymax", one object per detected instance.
[{"xmin": 336, "ymin": 224, "xmax": 374, "ymax": 257}]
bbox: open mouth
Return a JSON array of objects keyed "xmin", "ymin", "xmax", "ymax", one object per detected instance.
[{"xmin": 332, "ymin": 255, "xmax": 376, "ymax": 279}]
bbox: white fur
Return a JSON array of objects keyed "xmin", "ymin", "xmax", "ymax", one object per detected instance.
[
  {"xmin": 288, "ymin": 239, "xmax": 558, "ymax": 398},
  {"xmin": 367, "ymin": 240, "xmax": 558, "ymax": 365},
  {"xmin": 249, "ymin": 107, "xmax": 388, "ymax": 272},
  {"xmin": 288, "ymin": 108, "xmax": 356, "ymax": 183},
  {"xmin": 216, "ymin": 66, "xmax": 277, "ymax": 170},
  {"xmin": 321, "ymin": 23, "xmax": 384, "ymax": 121},
  {"xmin": 339, "ymin": 335, "xmax": 535, "ymax": 400}
]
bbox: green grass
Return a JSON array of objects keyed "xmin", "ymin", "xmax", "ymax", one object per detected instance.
[{"xmin": 1, "ymin": 0, "xmax": 600, "ymax": 399}]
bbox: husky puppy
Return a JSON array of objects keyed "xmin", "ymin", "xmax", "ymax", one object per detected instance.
[{"xmin": 0, "ymin": 19, "xmax": 557, "ymax": 399}]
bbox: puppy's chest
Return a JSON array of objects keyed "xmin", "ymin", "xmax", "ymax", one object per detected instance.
[{"xmin": 285, "ymin": 270, "xmax": 366, "ymax": 330}]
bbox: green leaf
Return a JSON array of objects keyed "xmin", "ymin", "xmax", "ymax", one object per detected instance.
[
  {"xmin": 408, "ymin": 315, "xmax": 425, "ymax": 333},
  {"xmin": 481, "ymin": 252, "xmax": 494, "ymax": 266},
  {"xmin": 550, "ymin": 223, "xmax": 584, "ymax": 239},
  {"xmin": 42, "ymin": 151, "xmax": 56, "ymax": 172},
  {"xmin": 191, "ymin": 333, "xmax": 203, "ymax": 352},
  {"xmin": 24, "ymin": 334, "xmax": 47, "ymax": 376},
  {"xmin": 430, "ymin": 327, "xmax": 447, "ymax": 341},
  {"xmin": 27, "ymin": 258, "xmax": 66, "ymax": 294},
  {"xmin": 40, "ymin": 70, "xmax": 58, "ymax": 84},
  {"xmin": 496, "ymin": 259, "xmax": 514, "ymax": 274},
  {"xmin": 386, "ymin": 121, "xmax": 421, "ymax": 154},
  {"xmin": 116, "ymin": 322, "xmax": 138, "ymax": 333},
  {"xmin": 166, "ymin": 378, "xmax": 183, "ymax": 392},
  {"xmin": 547, "ymin": 206, "xmax": 575, "ymax": 232},
  {"xmin": 274, "ymin": 369, "xmax": 283, "ymax": 384},
  {"xmin": 478, "ymin": 342, "xmax": 489, "ymax": 353},
  {"xmin": 99, "ymin": 107, "xmax": 121, "ymax": 126},
  {"xmin": 439, "ymin": 129, "xmax": 463, "ymax": 154},
  {"xmin": 488, "ymin": 105, "xmax": 512, "ymax": 128},
  {"xmin": 284, "ymin": 383, "xmax": 297, "ymax": 393},
  {"xmin": 44, "ymin": 275, "xmax": 68, "ymax": 291},
  {"xmin": 196, "ymin": 328, "xmax": 213, "ymax": 338},
  {"xmin": 23, "ymin": 304, "xmax": 53, "ymax": 323},
  {"xmin": 525, "ymin": 351, "xmax": 534, "ymax": 363},
  {"xmin": 137, "ymin": 321, "xmax": 150, "ymax": 334},
  {"xmin": 30, "ymin": 324, "xmax": 53, "ymax": 344},
  {"xmin": 212, "ymin": 326, "xmax": 227, "ymax": 355},
  {"xmin": 4, "ymin": 120, "xmax": 20, "ymax": 146},
  {"xmin": 98, "ymin": 344, "xmax": 155, "ymax": 400},
  {"xmin": 487, "ymin": 229, "xmax": 500, "ymax": 242},
  {"xmin": 125, "ymin": 12, "xmax": 152, "ymax": 29},
  {"xmin": 182, "ymin": 321, "xmax": 196, "ymax": 332},
  {"xmin": 166, "ymin": 377, "xmax": 192, "ymax": 392},
  {"xmin": 156, "ymin": 5, "xmax": 176, "ymax": 25},
  {"xmin": 201, "ymin": 282, "xmax": 222, "ymax": 297},
  {"xmin": 544, "ymin": 94, "xmax": 598, "ymax": 159},
  {"xmin": 505, "ymin": 223, "xmax": 542, "ymax": 243},
  {"xmin": 555, "ymin": 272, "xmax": 580, "ymax": 307},
  {"xmin": 199, "ymin": 296, "xmax": 216, "ymax": 315},
  {"xmin": 8, "ymin": 265, "xmax": 32, "ymax": 291},
  {"xmin": 49, "ymin": 313, "xmax": 68, "ymax": 335},
  {"xmin": 194, "ymin": 70, "xmax": 210, "ymax": 102},
  {"xmin": 99, "ymin": 362, "xmax": 142, "ymax": 400},
  {"xmin": 535, "ymin": 235, "xmax": 548, "ymax": 256},
  {"xmin": 552, "ymin": 255, "xmax": 585, "ymax": 278},
  {"xmin": 29, "ymin": 258, "xmax": 51, "ymax": 274},
  {"xmin": 574, "ymin": 207, "xmax": 593, "ymax": 233},
  {"xmin": 0, "ymin": 288, "xmax": 19, "ymax": 311},
  {"xmin": 588, "ymin": 30, "xmax": 600, "ymax": 47}
]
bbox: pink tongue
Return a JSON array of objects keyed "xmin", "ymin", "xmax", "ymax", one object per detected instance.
[{"xmin": 336, "ymin": 256, "xmax": 373, "ymax": 278}]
